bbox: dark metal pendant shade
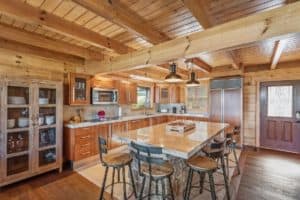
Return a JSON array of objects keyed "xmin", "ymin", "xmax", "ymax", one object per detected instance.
[
  {"xmin": 186, "ymin": 71, "xmax": 200, "ymax": 86},
  {"xmin": 165, "ymin": 63, "xmax": 182, "ymax": 82}
]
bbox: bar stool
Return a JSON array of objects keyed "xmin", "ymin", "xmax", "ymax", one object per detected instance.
[
  {"xmin": 184, "ymin": 155, "xmax": 218, "ymax": 200},
  {"xmin": 131, "ymin": 141, "xmax": 175, "ymax": 200},
  {"xmin": 202, "ymin": 143, "xmax": 231, "ymax": 200},
  {"xmin": 214, "ymin": 130, "xmax": 240, "ymax": 176},
  {"xmin": 98, "ymin": 137, "xmax": 137, "ymax": 200}
]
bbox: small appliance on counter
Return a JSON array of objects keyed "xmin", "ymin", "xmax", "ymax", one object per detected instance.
[
  {"xmin": 98, "ymin": 110, "xmax": 106, "ymax": 120},
  {"xmin": 172, "ymin": 107, "xmax": 177, "ymax": 113},
  {"xmin": 160, "ymin": 108, "xmax": 169, "ymax": 113},
  {"xmin": 180, "ymin": 105, "xmax": 187, "ymax": 114},
  {"xmin": 118, "ymin": 106, "xmax": 122, "ymax": 118}
]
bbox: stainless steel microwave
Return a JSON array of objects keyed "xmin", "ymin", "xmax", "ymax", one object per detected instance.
[{"xmin": 91, "ymin": 88, "xmax": 118, "ymax": 104}]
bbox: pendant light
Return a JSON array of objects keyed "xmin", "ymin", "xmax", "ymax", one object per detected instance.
[
  {"xmin": 165, "ymin": 63, "xmax": 182, "ymax": 83},
  {"xmin": 186, "ymin": 60, "xmax": 200, "ymax": 86}
]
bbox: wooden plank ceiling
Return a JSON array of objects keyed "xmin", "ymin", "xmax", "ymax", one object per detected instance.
[{"xmin": 0, "ymin": 0, "xmax": 299, "ymax": 81}]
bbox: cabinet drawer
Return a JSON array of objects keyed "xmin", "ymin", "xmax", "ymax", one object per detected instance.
[{"xmin": 74, "ymin": 143, "xmax": 94, "ymax": 161}]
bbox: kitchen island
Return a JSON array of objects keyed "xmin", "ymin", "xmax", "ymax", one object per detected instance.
[{"xmin": 113, "ymin": 121, "xmax": 229, "ymax": 198}]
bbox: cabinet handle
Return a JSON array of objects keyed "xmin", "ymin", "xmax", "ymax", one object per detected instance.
[
  {"xmin": 80, "ymin": 136, "xmax": 91, "ymax": 139},
  {"xmin": 80, "ymin": 151, "xmax": 90, "ymax": 155}
]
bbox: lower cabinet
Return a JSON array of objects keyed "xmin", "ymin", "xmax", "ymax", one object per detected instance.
[
  {"xmin": 94, "ymin": 124, "xmax": 110, "ymax": 152},
  {"xmin": 74, "ymin": 127, "xmax": 96, "ymax": 161}
]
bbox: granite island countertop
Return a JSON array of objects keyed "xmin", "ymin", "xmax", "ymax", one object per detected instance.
[
  {"xmin": 64, "ymin": 113, "xmax": 209, "ymax": 129},
  {"xmin": 113, "ymin": 121, "xmax": 228, "ymax": 159}
]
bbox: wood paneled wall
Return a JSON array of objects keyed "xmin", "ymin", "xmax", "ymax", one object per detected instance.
[
  {"xmin": 0, "ymin": 49, "xmax": 84, "ymax": 81},
  {"xmin": 243, "ymin": 64, "xmax": 300, "ymax": 146}
]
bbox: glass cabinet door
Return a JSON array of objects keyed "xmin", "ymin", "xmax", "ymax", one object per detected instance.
[
  {"xmin": 69, "ymin": 73, "xmax": 90, "ymax": 105},
  {"xmin": 36, "ymin": 86, "xmax": 58, "ymax": 169},
  {"xmin": 5, "ymin": 83, "xmax": 32, "ymax": 177}
]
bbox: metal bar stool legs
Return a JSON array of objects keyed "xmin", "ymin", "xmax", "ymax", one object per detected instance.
[{"xmin": 100, "ymin": 167, "xmax": 109, "ymax": 200}]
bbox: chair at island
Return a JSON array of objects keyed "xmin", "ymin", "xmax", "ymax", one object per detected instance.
[
  {"xmin": 131, "ymin": 141, "xmax": 175, "ymax": 200},
  {"xmin": 98, "ymin": 137, "xmax": 137, "ymax": 200}
]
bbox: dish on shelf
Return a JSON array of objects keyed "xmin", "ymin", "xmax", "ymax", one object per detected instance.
[
  {"xmin": 38, "ymin": 116, "xmax": 44, "ymax": 126},
  {"xmin": 18, "ymin": 117, "xmax": 29, "ymax": 128},
  {"xmin": 45, "ymin": 115, "xmax": 55, "ymax": 125},
  {"xmin": 7, "ymin": 119, "xmax": 16, "ymax": 129},
  {"xmin": 39, "ymin": 98, "xmax": 49, "ymax": 105},
  {"xmin": 8, "ymin": 96, "xmax": 26, "ymax": 105}
]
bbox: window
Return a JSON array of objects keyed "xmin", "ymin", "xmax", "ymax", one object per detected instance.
[
  {"xmin": 267, "ymin": 86, "xmax": 293, "ymax": 117},
  {"xmin": 132, "ymin": 86, "xmax": 151, "ymax": 109},
  {"xmin": 186, "ymin": 81, "xmax": 209, "ymax": 114}
]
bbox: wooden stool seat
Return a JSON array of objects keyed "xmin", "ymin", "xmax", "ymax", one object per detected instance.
[
  {"xmin": 187, "ymin": 156, "xmax": 218, "ymax": 171},
  {"xmin": 141, "ymin": 162, "xmax": 174, "ymax": 178},
  {"xmin": 103, "ymin": 152, "xmax": 132, "ymax": 167}
]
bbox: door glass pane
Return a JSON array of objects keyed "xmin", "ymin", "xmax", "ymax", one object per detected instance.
[
  {"xmin": 7, "ymin": 86, "xmax": 29, "ymax": 105},
  {"xmin": 7, "ymin": 131, "xmax": 29, "ymax": 154},
  {"xmin": 39, "ymin": 88, "xmax": 56, "ymax": 105},
  {"xmin": 7, "ymin": 154, "xmax": 29, "ymax": 176},
  {"xmin": 39, "ymin": 107, "xmax": 56, "ymax": 126},
  {"xmin": 268, "ymin": 86, "xmax": 293, "ymax": 117},
  {"xmin": 7, "ymin": 108, "xmax": 29, "ymax": 129},
  {"xmin": 39, "ymin": 148, "xmax": 56, "ymax": 167},
  {"xmin": 75, "ymin": 78, "xmax": 87, "ymax": 101},
  {"xmin": 39, "ymin": 128, "xmax": 56, "ymax": 148}
]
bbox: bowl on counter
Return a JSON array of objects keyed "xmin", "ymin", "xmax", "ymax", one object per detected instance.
[
  {"xmin": 39, "ymin": 98, "xmax": 49, "ymax": 105},
  {"xmin": 45, "ymin": 115, "xmax": 55, "ymax": 125},
  {"xmin": 8, "ymin": 96, "xmax": 26, "ymax": 105},
  {"xmin": 18, "ymin": 117, "xmax": 29, "ymax": 128},
  {"xmin": 7, "ymin": 119, "xmax": 15, "ymax": 129}
]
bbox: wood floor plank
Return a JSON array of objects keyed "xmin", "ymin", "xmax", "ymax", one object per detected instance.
[{"xmin": 237, "ymin": 149, "xmax": 300, "ymax": 200}]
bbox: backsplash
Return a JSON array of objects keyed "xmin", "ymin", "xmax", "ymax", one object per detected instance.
[
  {"xmin": 158, "ymin": 103, "xmax": 185, "ymax": 113},
  {"xmin": 63, "ymin": 104, "xmax": 156, "ymax": 122},
  {"xmin": 63, "ymin": 105, "xmax": 119, "ymax": 122}
]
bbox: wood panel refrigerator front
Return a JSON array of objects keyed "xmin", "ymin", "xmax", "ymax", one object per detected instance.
[{"xmin": 0, "ymin": 79, "xmax": 63, "ymax": 187}]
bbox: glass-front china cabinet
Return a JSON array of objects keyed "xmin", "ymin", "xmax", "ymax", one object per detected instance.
[{"xmin": 0, "ymin": 79, "xmax": 62, "ymax": 187}]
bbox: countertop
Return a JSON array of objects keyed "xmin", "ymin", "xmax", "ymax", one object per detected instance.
[
  {"xmin": 113, "ymin": 121, "xmax": 228, "ymax": 159},
  {"xmin": 64, "ymin": 113, "xmax": 208, "ymax": 129}
]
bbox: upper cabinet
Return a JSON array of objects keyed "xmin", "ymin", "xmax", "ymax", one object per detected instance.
[
  {"xmin": 64, "ymin": 73, "xmax": 91, "ymax": 105},
  {"xmin": 154, "ymin": 84, "xmax": 182, "ymax": 104},
  {"xmin": 115, "ymin": 81, "xmax": 137, "ymax": 104}
]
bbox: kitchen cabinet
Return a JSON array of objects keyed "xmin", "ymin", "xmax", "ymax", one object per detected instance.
[
  {"xmin": 95, "ymin": 124, "xmax": 110, "ymax": 151},
  {"xmin": 151, "ymin": 116, "xmax": 168, "ymax": 125},
  {"xmin": 155, "ymin": 84, "xmax": 181, "ymax": 104},
  {"xmin": 90, "ymin": 78, "xmax": 116, "ymax": 89},
  {"xmin": 128, "ymin": 118, "xmax": 149, "ymax": 130},
  {"xmin": 74, "ymin": 127, "xmax": 96, "ymax": 161},
  {"xmin": 64, "ymin": 73, "xmax": 91, "ymax": 105},
  {"xmin": 112, "ymin": 121, "xmax": 127, "ymax": 134},
  {"xmin": 116, "ymin": 81, "xmax": 137, "ymax": 104},
  {"xmin": 0, "ymin": 79, "xmax": 63, "ymax": 187}
]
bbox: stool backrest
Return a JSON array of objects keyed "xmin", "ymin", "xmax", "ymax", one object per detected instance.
[
  {"xmin": 131, "ymin": 141, "xmax": 165, "ymax": 176},
  {"xmin": 98, "ymin": 136, "xmax": 108, "ymax": 164}
]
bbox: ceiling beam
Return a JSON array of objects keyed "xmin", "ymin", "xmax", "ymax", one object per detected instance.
[
  {"xmin": 0, "ymin": 23, "xmax": 103, "ymax": 60},
  {"xmin": 72, "ymin": 0, "xmax": 170, "ymax": 44},
  {"xmin": 270, "ymin": 40, "xmax": 286, "ymax": 70},
  {"xmin": 227, "ymin": 51, "xmax": 242, "ymax": 69},
  {"xmin": 0, "ymin": 38, "xmax": 84, "ymax": 65},
  {"xmin": 182, "ymin": 0, "xmax": 213, "ymax": 29},
  {"xmin": 183, "ymin": 0, "xmax": 243, "ymax": 69},
  {"xmin": 0, "ymin": 0, "xmax": 132, "ymax": 54},
  {"xmin": 86, "ymin": 2, "xmax": 300, "ymax": 74},
  {"xmin": 185, "ymin": 58, "xmax": 212, "ymax": 73}
]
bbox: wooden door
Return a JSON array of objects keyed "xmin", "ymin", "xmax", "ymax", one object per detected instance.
[
  {"xmin": 209, "ymin": 89, "xmax": 222, "ymax": 123},
  {"xmin": 0, "ymin": 80, "xmax": 4, "ymax": 183},
  {"xmin": 260, "ymin": 81, "xmax": 300, "ymax": 153}
]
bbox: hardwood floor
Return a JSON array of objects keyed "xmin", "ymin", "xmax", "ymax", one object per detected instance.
[
  {"xmin": 0, "ymin": 170, "xmax": 107, "ymax": 200},
  {"xmin": 1, "ymin": 149, "xmax": 299, "ymax": 200},
  {"xmin": 237, "ymin": 148, "xmax": 300, "ymax": 200}
]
